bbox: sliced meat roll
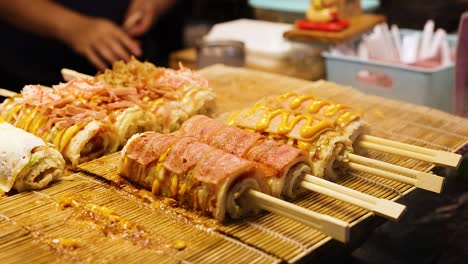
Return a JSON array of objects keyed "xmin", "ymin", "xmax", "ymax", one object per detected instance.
[
  {"xmin": 179, "ymin": 115, "xmax": 311, "ymax": 198},
  {"xmin": 0, "ymin": 86, "xmax": 120, "ymax": 167},
  {"xmin": 261, "ymin": 93, "xmax": 369, "ymax": 145},
  {"xmin": 119, "ymin": 132, "xmax": 268, "ymax": 222},
  {"xmin": 226, "ymin": 107, "xmax": 353, "ymax": 181}
]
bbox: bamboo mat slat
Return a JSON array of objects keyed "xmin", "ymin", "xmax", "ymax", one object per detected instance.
[{"xmin": 1, "ymin": 65, "xmax": 467, "ymax": 263}]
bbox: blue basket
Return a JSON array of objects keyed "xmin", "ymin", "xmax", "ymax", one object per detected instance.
[{"xmin": 322, "ymin": 30, "xmax": 458, "ymax": 113}]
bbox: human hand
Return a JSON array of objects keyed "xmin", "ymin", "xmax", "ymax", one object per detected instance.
[
  {"xmin": 123, "ymin": 0, "xmax": 175, "ymax": 37},
  {"xmin": 63, "ymin": 17, "xmax": 142, "ymax": 70}
]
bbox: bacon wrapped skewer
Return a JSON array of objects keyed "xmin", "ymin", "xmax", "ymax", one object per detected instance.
[
  {"xmin": 178, "ymin": 115, "xmax": 408, "ymax": 221},
  {"xmin": 226, "ymin": 106, "xmax": 353, "ymax": 180},
  {"xmin": 0, "ymin": 85, "xmax": 119, "ymax": 167},
  {"xmin": 119, "ymin": 132, "xmax": 269, "ymax": 221},
  {"xmin": 0, "ymin": 119, "xmax": 65, "ymax": 192},
  {"xmin": 179, "ymin": 115, "xmax": 312, "ymax": 199},
  {"xmin": 259, "ymin": 93, "xmax": 369, "ymax": 144}
]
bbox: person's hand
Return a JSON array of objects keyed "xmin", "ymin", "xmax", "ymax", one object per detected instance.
[
  {"xmin": 123, "ymin": 0, "xmax": 175, "ymax": 37},
  {"xmin": 63, "ymin": 16, "xmax": 142, "ymax": 70}
]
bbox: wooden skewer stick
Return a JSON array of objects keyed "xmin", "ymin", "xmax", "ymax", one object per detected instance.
[
  {"xmin": 301, "ymin": 175, "xmax": 406, "ymax": 221},
  {"xmin": 61, "ymin": 68, "xmax": 93, "ymax": 82},
  {"xmin": 359, "ymin": 135, "xmax": 462, "ymax": 168},
  {"xmin": 346, "ymin": 160, "xmax": 444, "ymax": 194},
  {"xmin": 245, "ymin": 189, "xmax": 349, "ymax": 243},
  {"xmin": 0, "ymin": 88, "xmax": 17, "ymax": 98},
  {"xmin": 347, "ymin": 153, "xmax": 444, "ymax": 193}
]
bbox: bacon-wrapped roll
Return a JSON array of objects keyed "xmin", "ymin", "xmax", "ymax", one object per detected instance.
[
  {"xmin": 54, "ymin": 78, "xmax": 159, "ymax": 145},
  {"xmin": 179, "ymin": 115, "xmax": 311, "ymax": 198},
  {"xmin": 0, "ymin": 120, "xmax": 65, "ymax": 192},
  {"xmin": 260, "ymin": 93, "xmax": 369, "ymax": 143},
  {"xmin": 95, "ymin": 57, "xmax": 216, "ymax": 133},
  {"xmin": 0, "ymin": 86, "xmax": 119, "ymax": 167},
  {"xmin": 119, "ymin": 132, "xmax": 268, "ymax": 222},
  {"xmin": 225, "ymin": 106, "xmax": 353, "ymax": 180}
]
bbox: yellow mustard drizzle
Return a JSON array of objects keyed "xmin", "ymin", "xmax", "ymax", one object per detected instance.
[
  {"xmin": 154, "ymin": 147, "xmax": 172, "ymax": 196},
  {"xmin": 149, "ymin": 98, "xmax": 164, "ymax": 112},
  {"xmin": 59, "ymin": 123, "xmax": 86, "ymax": 152},
  {"xmin": 296, "ymin": 140, "xmax": 312, "ymax": 150},
  {"xmin": 30, "ymin": 113, "xmax": 48, "ymax": 135},
  {"xmin": 254, "ymin": 108, "xmax": 333, "ymax": 139},
  {"xmin": 6, "ymin": 103, "xmax": 22, "ymax": 123},
  {"xmin": 170, "ymin": 173, "xmax": 178, "ymax": 198},
  {"xmin": 15, "ymin": 108, "xmax": 30, "ymax": 130},
  {"xmin": 336, "ymin": 111, "xmax": 360, "ymax": 128},
  {"xmin": 281, "ymin": 93, "xmax": 361, "ymax": 127},
  {"xmin": 150, "ymin": 166, "xmax": 160, "ymax": 194},
  {"xmin": 322, "ymin": 104, "xmax": 350, "ymax": 116},
  {"xmin": 227, "ymin": 110, "xmax": 241, "ymax": 126},
  {"xmin": 22, "ymin": 108, "xmax": 38, "ymax": 132},
  {"xmin": 53, "ymin": 127, "xmax": 67, "ymax": 150},
  {"xmin": 289, "ymin": 95, "xmax": 318, "ymax": 109},
  {"xmin": 307, "ymin": 100, "xmax": 331, "ymax": 113},
  {"xmin": 278, "ymin": 92, "xmax": 298, "ymax": 101}
]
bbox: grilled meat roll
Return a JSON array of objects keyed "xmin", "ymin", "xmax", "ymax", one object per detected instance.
[
  {"xmin": 0, "ymin": 85, "xmax": 119, "ymax": 167},
  {"xmin": 225, "ymin": 106, "xmax": 353, "ymax": 180},
  {"xmin": 260, "ymin": 93, "xmax": 369, "ymax": 143},
  {"xmin": 95, "ymin": 57, "xmax": 216, "ymax": 133},
  {"xmin": 179, "ymin": 115, "xmax": 311, "ymax": 198},
  {"xmin": 119, "ymin": 132, "xmax": 268, "ymax": 222},
  {"xmin": 54, "ymin": 78, "xmax": 159, "ymax": 145}
]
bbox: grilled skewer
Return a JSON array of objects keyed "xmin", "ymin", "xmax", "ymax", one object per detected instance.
[
  {"xmin": 225, "ymin": 106, "xmax": 445, "ymax": 194},
  {"xmin": 262, "ymin": 93, "xmax": 462, "ymax": 168},
  {"xmin": 179, "ymin": 115, "xmax": 406, "ymax": 221},
  {"xmin": 120, "ymin": 132, "xmax": 350, "ymax": 242}
]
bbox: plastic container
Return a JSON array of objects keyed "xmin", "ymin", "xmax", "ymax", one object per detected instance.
[
  {"xmin": 203, "ymin": 19, "xmax": 326, "ymax": 80},
  {"xmin": 248, "ymin": 0, "xmax": 381, "ymax": 15},
  {"xmin": 322, "ymin": 30, "xmax": 457, "ymax": 113}
]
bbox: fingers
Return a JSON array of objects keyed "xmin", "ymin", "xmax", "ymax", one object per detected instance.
[
  {"xmin": 111, "ymin": 29, "xmax": 142, "ymax": 56},
  {"xmin": 68, "ymin": 17, "xmax": 142, "ymax": 71},
  {"xmin": 83, "ymin": 47, "xmax": 107, "ymax": 71},
  {"xmin": 126, "ymin": 11, "xmax": 153, "ymax": 37},
  {"xmin": 90, "ymin": 22, "xmax": 141, "ymax": 70}
]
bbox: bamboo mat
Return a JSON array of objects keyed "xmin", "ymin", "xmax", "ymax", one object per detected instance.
[{"xmin": 1, "ymin": 65, "xmax": 467, "ymax": 264}]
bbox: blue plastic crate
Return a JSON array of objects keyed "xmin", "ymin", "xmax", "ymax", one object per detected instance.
[
  {"xmin": 248, "ymin": 0, "xmax": 381, "ymax": 13},
  {"xmin": 322, "ymin": 30, "xmax": 457, "ymax": 113}
]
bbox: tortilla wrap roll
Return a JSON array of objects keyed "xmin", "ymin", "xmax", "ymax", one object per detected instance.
[{"xmin": 0, "ymin": 121, "xmax": 65, "ymax": 192}]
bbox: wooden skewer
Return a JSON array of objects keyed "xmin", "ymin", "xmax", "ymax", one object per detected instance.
[
  {"xmin": 301, "ymin": 175, "xmax": 406, "ymax": 221},
  {"xmin": 245, "ymin": 189, "xmax": 349, "ymax": 243},
  {"xmin": 346, "ymin": 160, "xmax": 444, "ymax": 194},
  {"xmin": 61, "ymin": 68, "xmax": 93, "ymax": 82},
  {"xmin": 347, "ymin": 153, "xmax": 444, "ymax": 193},
  {"xmin": 359, "ymin": 135, "xmax": 462, "ymax": 168},
  {"xmin": 0, "ymin": 88, "xmax": 17, "ymax": 98}
]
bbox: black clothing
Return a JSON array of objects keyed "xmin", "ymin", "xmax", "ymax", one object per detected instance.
[{"xmin": 0, "ymin": 0, "xmax": 130, "ymax": 91}]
